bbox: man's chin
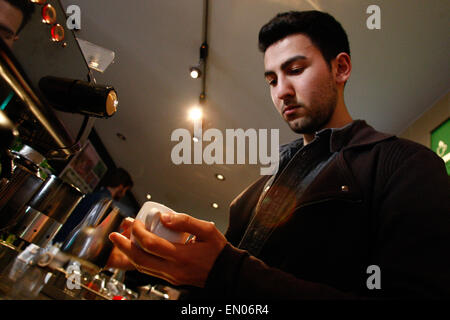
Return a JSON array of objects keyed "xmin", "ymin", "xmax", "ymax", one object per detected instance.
[{"xmin": 288, "ymin": 118, "xmax": 317, "ymax": 134}]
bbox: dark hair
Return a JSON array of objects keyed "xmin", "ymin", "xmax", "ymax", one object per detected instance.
[
  {"xmin": 4, "ymin": 0, "xmax": 35, "ymax": 34},
  {"xmin": 258, "ymin": 11, "xmax": 350, "ymax": 66},
  {"xmin": 102, "ymin": 168, "xmax": 134, "ymax": 189}
]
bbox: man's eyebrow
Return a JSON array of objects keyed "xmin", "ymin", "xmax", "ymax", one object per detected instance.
[
  {"xmin": 281, "ymin": 55, "xmax": 307, "ymax": 70},
  {"xmin": 264, "ymin": 55, "xmax": 307, "ymax": 77}
]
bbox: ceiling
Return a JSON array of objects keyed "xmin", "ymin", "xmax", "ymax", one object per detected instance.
[{"xmin": 54, "ymin": 0, "xmax": 450, "ymax": 233}]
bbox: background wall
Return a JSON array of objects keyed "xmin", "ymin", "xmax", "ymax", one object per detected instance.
[{"xmin": 399, "ymin": 92, "xmax": 449, "ymax": 148}]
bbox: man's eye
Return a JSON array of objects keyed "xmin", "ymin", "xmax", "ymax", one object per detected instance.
[
  {"xmin": 0, "ymin": 31, "xmax": 14, "ymax": 41},
  {"xmin": 289, "ymin": 67, "xmax": 304, "ymax": 75}
]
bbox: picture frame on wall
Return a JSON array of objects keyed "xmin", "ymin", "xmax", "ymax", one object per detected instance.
[
  {"xmin": 430, "ymin": 117, "xmax": 450, "ymax": 175},
  {"xmin": 59, "ymin": 140, "xmax": 108, "ymax": 193}
]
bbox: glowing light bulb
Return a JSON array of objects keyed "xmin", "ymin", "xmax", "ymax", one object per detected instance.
[
  {"xmin": 189, "ymin": 66, "xmax": 201, "ymax": 79},
  {"xmin": 89, "ymin": 61, "xmax": 99, "ymax": 69},
  {"xmin": 190, "ymin": 69, "xmax": 199, "ymax": 78},
  {"xmin": 188, "ymin": 107, "xmax": 203, "ymax": 121}
]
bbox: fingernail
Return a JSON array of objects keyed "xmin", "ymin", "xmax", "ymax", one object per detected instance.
[
  {"xmin": 110, "ymin": 232, "xmax": 125, "ymax": 241},
  {"xmin": 160, "ymin": 212, "xmax": 172, "ymax": 223},
  {"xmin": 125, "ymin": 217, "xmax": 135, "ymax": 223}
]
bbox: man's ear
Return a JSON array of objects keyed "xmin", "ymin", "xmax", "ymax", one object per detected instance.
[{"xmin": 333, "ymin": 52, "xmax": 352, "ymax": 85}]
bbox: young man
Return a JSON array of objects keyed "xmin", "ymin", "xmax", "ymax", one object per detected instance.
[
  {"xmin": 0, "ymin": 0, "xmax": 34, "ymax": 48},
  {"xmin": 108, "ymin": 11, "xmax": 450, "ymax": 299}
]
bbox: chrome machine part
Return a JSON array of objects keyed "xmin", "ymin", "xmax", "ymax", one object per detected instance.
[
  {"xmin": 61, "ymin": 201, "xmax": 124, "ymax": 274},
  {"xmin": 0, "ymin": 165, "xmax": 44, "ymax": 231},
  {"xmin": 14, "ymin": 207, "xmax": 64, "ymax": 248},
  {"xmin": 0, "ymin": 110, "xmax": 18, "ymax": 181},
  {"xmin": 12, "ymin": 175, "xmax": 84, "ymax": 248}
]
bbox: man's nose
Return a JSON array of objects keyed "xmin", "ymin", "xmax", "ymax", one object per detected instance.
[{"xmin": 275, "ymin": 76, "xmax": 295, "ymax": 101}]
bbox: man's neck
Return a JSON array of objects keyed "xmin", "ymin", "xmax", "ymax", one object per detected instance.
[{"xmin": 303, "ymin": 104, "xmax": 353, "ymax": 145}]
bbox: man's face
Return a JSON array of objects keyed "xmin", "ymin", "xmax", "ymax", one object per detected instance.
[
  {"xmin": 0, "ymin": 0, "xmax": 24, "ymax": 48},
  {"xmin": 264, "ymin": 33, "xmax": 338, "ymax": 134},
  {"xmin": 113, "ymin": 185, "xmax": 130, "ymax": 201}
]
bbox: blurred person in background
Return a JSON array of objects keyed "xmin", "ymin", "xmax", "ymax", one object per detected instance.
[{"xmin": 54, "ymin": 167, "xmax": 133, "ymax": 243}]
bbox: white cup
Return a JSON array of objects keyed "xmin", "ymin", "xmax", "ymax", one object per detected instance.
[{"xmin": 131, "ymin": 201, "xmax": 190, "ymax": 244}]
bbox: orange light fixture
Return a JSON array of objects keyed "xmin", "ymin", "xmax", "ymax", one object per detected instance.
[
  {"xmin": 42, "ymin": 4, "xmax": 57, "ymax": 24},
  {"xmin": 50, "ymin": 24, "xmax": 65, "ymax": 42}
]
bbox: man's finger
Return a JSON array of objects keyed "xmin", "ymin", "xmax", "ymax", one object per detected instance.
[
  {"xmin": 132, "ymin": 220, "xmax": 178, "ymax": 261},
  {"xmin": 109, "ymin": 231, "xmax": 178, "ymax": 282},
  {"xmin": 119, "ymin": 217, "xmax": 134, "ymax": 238},
  {"xmin": 159, "ymin": 212, "xmax": 217, "ymax": 241},
  {"xmin": 105, "ymin": 245, "xmax": 136, "ymax": 270}
]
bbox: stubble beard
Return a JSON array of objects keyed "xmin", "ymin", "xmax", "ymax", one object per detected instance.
[{"xmin": 287, "ymin": 80, "xmax": 338, "ymax": 135}]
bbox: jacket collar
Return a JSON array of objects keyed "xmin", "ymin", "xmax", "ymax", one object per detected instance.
[
  {"xmin": 280, "ymin": 120, "xmax": 394, "ymax": 157},
  {"xmin": 329, "ymin": 120, "xmax": 394, "ymax": 153}
]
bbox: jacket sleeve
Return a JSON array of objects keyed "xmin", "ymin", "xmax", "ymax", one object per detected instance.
[
  {"xmin": 203, "ymin": 243, "xmax": 358, "ymax": 299},
  {"xmin": 371, "ymin": 145, "xmax": 450, "ymax": 298}
]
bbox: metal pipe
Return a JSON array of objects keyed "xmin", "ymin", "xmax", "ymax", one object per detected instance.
[
  {"xmin": 200, "ymin": 0, "xmax": 209, "ymax": 103},
  {"xmin": 0, "ymin": 40, "xmax": 79, "ymax": 160}
]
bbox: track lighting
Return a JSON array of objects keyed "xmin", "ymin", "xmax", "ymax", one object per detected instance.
[
  {"xmin": 189, "ymin": 41, "xmax": 208, "ymax": 79},
  {"xmin": 189, "ymin": 66, "xmax": 202, "ymax": 79}
]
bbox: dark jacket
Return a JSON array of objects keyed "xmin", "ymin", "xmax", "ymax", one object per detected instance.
[{"xmin": 201, "ymin": 120, "xmax": 450, "ymax": 299}]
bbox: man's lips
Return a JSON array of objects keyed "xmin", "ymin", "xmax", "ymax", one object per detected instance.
[{"xmin": 283, "ymin": 105, "xmax": 301, "ymax": 116}]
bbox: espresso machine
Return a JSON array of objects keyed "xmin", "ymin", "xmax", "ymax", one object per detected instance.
[{"xmin": 0, "ymin": 0, "xmax": 143, "ymax": 300}]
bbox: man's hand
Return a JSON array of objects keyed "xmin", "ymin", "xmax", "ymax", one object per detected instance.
[
  {"xmin": 108, "ymin": 212, "xmax": 228, "ymax": 288},
  {"xmin": 105, "ymin": 217, "xmax": 136, "ymax": 270}
]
